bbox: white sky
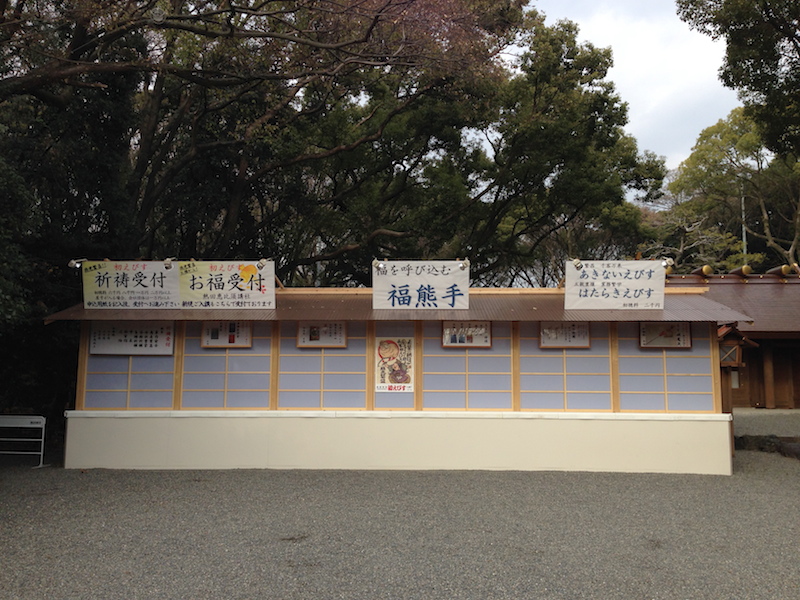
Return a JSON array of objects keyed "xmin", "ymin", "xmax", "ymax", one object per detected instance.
[{"xmin": 532, "ymin": 0, "xmax": 741, "ymax": 171}]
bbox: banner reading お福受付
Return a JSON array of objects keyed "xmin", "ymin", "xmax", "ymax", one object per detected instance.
[{"xmin": 178, "ymin": 260, "xmax": 275, "ymax": 309}]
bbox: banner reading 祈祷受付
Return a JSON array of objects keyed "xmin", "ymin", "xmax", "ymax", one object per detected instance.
[
  {"xmin": 81, "ymin": 260, "xmax": 275, "ymax": 309},
  {"xmin": 372, "ymin": 260, "xmax": 469, "ymax": 309},
  {"xmin": 82, "ymin": 261, "xmax": 181, "ymax": 308},
  {"xmin": 563, "ymin": 260, "xmax": 666, "ymax": 310}
]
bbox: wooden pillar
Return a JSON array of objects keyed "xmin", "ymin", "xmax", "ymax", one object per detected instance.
[
  {"xmin": 710, "ymin": 324, "xmax": 723, "ymax": 413},
  {"xmin": 75, "ymin": 322, "xmax": 90, "ymax": 410},
  {"xmin": 511, "ymin": 322, "xmax": 521, "ymax": 411},
  {"xmin": 269, "ymin": 322, "xmax": 280, "ymax": 410},
  {"xmin": 414, "ymin": 321, "xmax": 424, "ymax": 410},
  {"xmin": 366, "ymin": 322, "xmax": 376, "ymax": 410},
  {"xmin": 609, "ymin": 323, "xmax": 621, "ymax": 413},
  {"xmin": 172, "ymin": 322, "xmax": 186, "ymax": 410},
  {"xmin": 719, "ymin": 368, "xmax": 732, "ymax": 414},
  {"xmin": 763, "ymin": 342, "xmax": 776, "ymax": 409}
]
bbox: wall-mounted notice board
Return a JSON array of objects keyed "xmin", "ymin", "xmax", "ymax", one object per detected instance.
[
  {"xmin": 639, "ymin": 322, "xmax": 692, "ymax": 348},
  {"xmin": 539, "ymin": 322, "xmax": 591, "ymax": 348},
  {"xmin": 297, "ymin": 321, "xmax": 347, "ymax": 348},
  {"xmin": 441, "ymin": 321, "xmax": 491, "ymax": 348},
  {"xmin": 201, "ymin": 321, "xmax": 252, "ymax": 348},
  {"xmin": 90, "ymin": 322, "xmax": 175, "ymax": 355}
]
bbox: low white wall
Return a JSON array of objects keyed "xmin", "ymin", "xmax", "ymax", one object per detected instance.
[{"xmin": 64, "ymin": 411, "xmax": 733, "ymax": 475}]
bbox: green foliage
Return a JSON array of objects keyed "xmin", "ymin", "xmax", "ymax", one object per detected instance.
[
  {"xmin": 677, "ymin": 0, "xmax": 800, "ymax": 155},
  {"xmin": 0, "ymin": 1, "xmax": 666, "ymax": 417},
  {"xmin": 644, "ymin": 107, "xmax": 799, "ymax": 270},
  {"xmin": 0, "ymin": 155, "xmax": 35, "ymax": 330},
  {"xmin": 639, "ymin": 200, "xmax": 767, "ymax": 273}
]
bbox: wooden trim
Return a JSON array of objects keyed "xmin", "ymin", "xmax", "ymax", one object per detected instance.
[
  {"xmin": 172, "ymin": 322, "xmax": 186, "ymax": 410},
  {"xmin": 511, "ymin": 322, "xmax": 521, "ymax": 411},
  {"xmin": 709, "ymin": 323, "xmax": 723, "ymax": 413},
  {"xmin": 366, "ymin": 321, "xmax": 376, "ymax": 410},
  {"xmin": 609, "ymin": 323, "xmax": 621, "ymax": 413},
  {"xmin": 661, "ymin": 348, "xmax": 669, "ymax": 412},
  {"xmin": 561, "ymin": 348, "xmax": 568, "ymax": 410},
  {"xmin": 270, "ymin": 322, "xmax": 280, "ymax": 410},
  {"xmin": 414, "ymin": 321, "xmax": 424, "ymax": 410},
  {"xmin": 75, "ymin": 322, "xmax": 90, "ymax": 410}
]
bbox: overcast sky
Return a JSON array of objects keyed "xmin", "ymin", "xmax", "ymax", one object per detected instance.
[{"xmin": 531, "ymin": 0, "xmax": 741, "ymax": 171}]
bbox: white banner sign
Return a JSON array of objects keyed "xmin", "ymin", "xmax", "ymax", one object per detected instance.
[
  {"xmin": 82, "ymin": 261, "xmax": 181, "ymax": 308},
  {"xmin": 564, "ymin": 260, "xmax": 666, "ymax": 310},
  {"xmin": 82, "ymin": 260, "xmax": 275, "ymax": 309},
  {"xmin": 178, "ymin": 261, "xmax": 275, "ymax": 309},
  {"xmin": 372, "ymin": 260, "xmax": 469, "ymax": 309}
]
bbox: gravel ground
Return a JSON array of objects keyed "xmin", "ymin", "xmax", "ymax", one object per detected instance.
[
  {"xmin": 732, "ymin": 407, "xmax": 800, "ymax": 437},
  {"xmin": 1, "ymin": 408, "xmax": 799, "ymax": 599},
  {"xmin": 2, "ymin": 450, "xmax": 800, "ymax": 600}
]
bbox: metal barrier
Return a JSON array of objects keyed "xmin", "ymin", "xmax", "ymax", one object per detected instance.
[{"xmin": 0, "ymin": 415, "xmax": 46, "ymax": 467}]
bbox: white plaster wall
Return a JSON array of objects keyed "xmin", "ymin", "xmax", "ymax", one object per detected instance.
[{"xmin": 64, "ymin": 411, "xmax": 733, "ymax": 475}]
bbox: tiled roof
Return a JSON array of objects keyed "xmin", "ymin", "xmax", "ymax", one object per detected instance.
[
  {"xmin": 668, "ymin": 274, "xmax": 800, "ymax": 334},
  {"xmin": 45, "ymin": 287, "xmax": 751, "ymax": 325}
]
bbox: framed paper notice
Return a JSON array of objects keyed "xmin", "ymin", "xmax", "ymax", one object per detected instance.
[
  {"xmin": 539, "ymin": 322, "xmax": 591, "ymax": 348},
  {"xmin": 442, "ymin": 321, "xmax": 491, "ymax": 348},
  {"xmin": 201, "ymin": 321, "xmax": 252, "ymax": 348},
  {"xmin": 639, "ymin": 322, "xmax": 692, "ymax": 348},
  {"xmin": 90, "ymin": 322, "xmax": 174, "ymax": 355},
  {"xmin": 376, "ymin": 337, "xmax": 414, "ymax": 392},
  {"xmin": 297, "ymin": 321, "xmax": 347, "ymax": 348}
]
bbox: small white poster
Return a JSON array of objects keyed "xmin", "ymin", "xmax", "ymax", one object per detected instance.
[
  {"xmin": 89, "ymin": 322, "xmax": 175, "ymax": 355},
  {"xmin": 442, "ymin": 321, "xmax": 491, "ymax": 348},
  {"xmin": 564, "ymin": 260, "xmax": 666, "ymax": 310},
  {"xmin": 372, "ymin": 260, "xmax": 469, "ymax": 309},
  {"xmin": 297, "ymin": 322, "xmax": 347, "ymax": 348},
  {"xmin": 539, "ymin": 322, "xmax": 590, "ymax": 348},
  {"xmin": 375, "ymin": 337, "xmax": 414, "ymax": 392},
  {"xmin": 201, "ymin": 321, "xmax": 252, "ymax": 348}
]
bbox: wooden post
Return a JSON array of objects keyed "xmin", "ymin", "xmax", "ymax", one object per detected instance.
[{"xmin": 763, "ymin": 342, "xmax": 776, "ymax": 409}]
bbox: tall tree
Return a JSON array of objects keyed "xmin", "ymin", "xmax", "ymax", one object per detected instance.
[
  {"xmin": 660, "ymin": 107, "xmax": 799, "ymax": 268},
  {"xmin": 677, "ymin": 0, "xmax": 800, "ymax": 155},
  {"xmin": 0, "ymin": 0, "xmax": 526, "ymax": 418},
  {"xmin": 0, "ymin": 3, "xmax": 665, "ymax": 421},
  {"xmin": 460, "ymin": 17, "xmax": 664, "ymax": 285}
]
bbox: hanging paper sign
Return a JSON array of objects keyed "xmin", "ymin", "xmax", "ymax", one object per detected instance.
[
  {"xmin": 89, "ymin": 321, "xmax": 174, "ymax": 355},
  {"xmin": 82, "ymin": 261, "xmax": 181, "ymax": 309},
  {"xmin": 179, "ymin": 261, "xmax": 275, "ymax": 309},
  {"xmin": 372, "ymin": 260, "xmax": 469, "ymax": 309},
  {"xmin": 375, "ymin": 337, "xmax": 414, "ymax": 392},
  {"xmin": 82, "ymin": 260, "xmax": 275, "ymax": 309},
  {"xmin": 564, "ymin": 260, "xmax": 666, "ymax": 310}
]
